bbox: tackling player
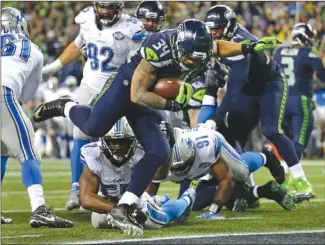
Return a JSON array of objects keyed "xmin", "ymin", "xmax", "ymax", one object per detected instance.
[
  {"xmin": 33, "ymin": 18, "xmax": 280, "ymax": 235},
  {"xmin": 1, "ymin": 7, "xmax": 73, "ymax": 228},
  {"xmin": 79, "ymin": 117, "xmax": 195, "ymax": 235},
  {"xmin": 146, "ymin": 126, "xmax": 296, "ymax": 220}
]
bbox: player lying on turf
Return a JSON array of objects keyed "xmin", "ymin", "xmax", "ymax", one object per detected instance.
[
  {"xmin": 79, "ymin": 117, "xmax": 196, "ymax": 235},
  {"xmin": 146, "ymin": 125, "xmax": 296, "ymax": 220}
]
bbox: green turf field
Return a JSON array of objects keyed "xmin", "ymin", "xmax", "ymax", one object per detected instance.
[{"xmin": 1, "ymin": 159, "xmax": 325, "ymax": 244}]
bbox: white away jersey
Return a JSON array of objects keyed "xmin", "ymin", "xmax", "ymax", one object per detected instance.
[
  {"xmin": 80, "ymin": 141, "xmax": 144, "ymax": 198},
  {"xmin": 74, "ymin": 7, "xmax": 146, "ymax": 91},
  {"xmin": 1, "ymin": 33, "xmax": 43, "ymax": 102},
  {"xmin": 164, "ymin": 128, "xmax": 249, "ymax": 183}
]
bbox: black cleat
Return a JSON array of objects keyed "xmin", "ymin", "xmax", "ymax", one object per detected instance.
[
  {"xmin": 33, "ymin": 96, "xmax": 73, "ymax": 122},
  {"xmin": 106, "ymin": 204, "xmax": 145, "ymax": 236},
  {"xmin": 29, "ymin": 205, "xmax": 74, "ymax": 228},
  {"xmin": 1, "ymin": 213, "xmax": 12, "ymax": 224},
  {"xmin": 263, "ymin": 180, "xmax": 296, "ymax": 211},
  {"xmin": 263, "ymin": 145, "xmax": 285, "ymax": 184}
]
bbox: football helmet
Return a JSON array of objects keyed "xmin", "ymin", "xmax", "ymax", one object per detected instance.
[
  {"xmin": 101, "ymin": 117, "xmax": 137, "ymax": 167},
  {"xmin": 64, "ymin": 76, "xmax": 78, "ymax": 91},
  {"xmin": 136, "ymin": 1, "xmax": 165, "ymax": 32},
  {"xmin": 1, "ymin": 7, "xmax": 29, "ymax": 37},
  {"xmin": 205, "ymin": 5, "xmax": 237, "ymax": 41},
  {"xmin": 172, "ymin": 19, "xmax": 213, "ymax": 73},
  {"xmin": 170, "ymin": 128, "xmax": 196, "ymax": 177},
  {"xmin": 292, "ymin": 23, "xmax": 318, "ymax": 47},
  {"xmin": 93, "ymin": 1, "xmax": 124, "ymax": 28}
]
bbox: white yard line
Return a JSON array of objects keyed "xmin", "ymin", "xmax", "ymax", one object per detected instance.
[
  {"xmin": 66, "ymin": 230, "xmax": 325, "ymax": 244},
  {"xmin": 2, "ymin": 235, "xmax": 47, "ymax": 239}
]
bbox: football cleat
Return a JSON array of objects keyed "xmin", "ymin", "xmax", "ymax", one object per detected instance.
[
  {"xmin": 263, "ymin": 180, "xmax": 296, "ymax": 211},
  {"xmin": 232, "ymin": 198, "xmax": 248, "ymax": 212},
  {"xmin": 29, "ymin": 205, "xmax": 74, "ymax": 228},
  {"xmin": 1, "ymin": 213, "xmax": 12, "ymax": 224},
  {"xmin": 65, "ymin": 190, "xmax": 81, "ymax": 211},
  {"xmin": 287, "ymin": 177, "xmax": 316, "ymax": 203},
  {"xmin": 247, "ymin": 199, "xmax": 260, "ymax": 209},
  {"xmin": 33, "ymin": 96, "xmax": 73, "ymax": 122},
  {"xmin": 106, "ymin": 204, "xmax": 145, "ymax": 236},
  {"xmin": 262, "ymin": 145, "xmax": 285, "ymax": 184}
]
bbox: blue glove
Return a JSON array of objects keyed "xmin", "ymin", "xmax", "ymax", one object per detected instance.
[{"xmin": 197, "ymin": 211, "xmax": 225, "ymax": 220}]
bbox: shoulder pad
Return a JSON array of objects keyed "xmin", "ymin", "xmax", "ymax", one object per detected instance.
[
  {"xmin": 124, "ymin": 16, "xmax": 146, "ymax": 41},
  {"xmin": 81, "ymin": 142, "xmax": 101, "ymax": 160},
  {"xmin": 75, "ymin": 6, "xmax": 94, "ymax": 25}
]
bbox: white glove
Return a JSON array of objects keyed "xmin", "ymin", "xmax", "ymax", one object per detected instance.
[
  {"xmin": 42, "ymin": 59, "xmax": 63, "ymax": 81},
  {"xmin": 198, "ymin": 119, "xmax": 217, "ymax": 130}
]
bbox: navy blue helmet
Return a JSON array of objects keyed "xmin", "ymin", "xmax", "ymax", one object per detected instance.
[
  {"xmin": 172, "ymin": 19, "xmax": 213, "ymax": 73},
  {"xmin": 205, "ymin": 5, "xmax": 237, "ymax": 41},
  {"xmin": 292, "ymin": 23, "xmax": 318, "ymax": 47}
]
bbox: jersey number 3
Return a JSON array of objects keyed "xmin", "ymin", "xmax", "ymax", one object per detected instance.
[
  {"xmin": 281, "ymin": 57, "xmax": 295, "ymax": 86},
  {"xmin": 87, "ymin": 43, "xmax": 115, "ymax": 72},
  {"xmin": 1, "ymin": 34, "xmax": 31, "ymax": 62}
]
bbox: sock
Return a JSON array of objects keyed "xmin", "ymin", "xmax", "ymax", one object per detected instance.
[
  {"xmin": 289, "ymin": 163, "xmax": 306, "ymax": 179},
  {"xmin": 248, "ymin": 173, "xmax": 256, "ymax": 187},
  {"xmin": 71, "ymin": 182, "xmax": 79, "ymax": 192},
  {"xmin": 127, "ymin": 153, "xmax": 165, "ymax": 197},
  {"xmin": 281, "ymin": 160, "xmax": 289, "ymax": 174},
  {"xmin": 246, "ymin": 186, "xmax": 259, "ymax": 204},
  {"xmin": 70, "ymin": 139, "xmax": 89, "ymax": 189},
  {"xmin": 118, "ymin": 191, "xmax": 139, "ymax": 206},
  {"xmin": 27, "ymin": 184, "xmax": 46, "ymax": 212},
  {"xmin": 160, "ymin": 198, "xmax": 189, "ymax": 223},
  {"xmin": 268, "ymin": 134, "xmax": 299, "ymax": 168},
  {"xmin": 64, "ymin": 102, "xmax": 78, "ymax": 117},
  {"xmin": 1, "ymin": 156, "xmax": 9, "ymax": 182},
  {"xmin": 241, "ymin": 152, "xmax": 265, "ymax": 173},
  {"xmin": 21, "ymin": 160, "xmax": 43, "ymax": 187}
]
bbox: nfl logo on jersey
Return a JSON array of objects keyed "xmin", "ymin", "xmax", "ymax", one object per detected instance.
[{"xmin": 113, "ymin": 31, "xmax": 125, "ymax": 40}]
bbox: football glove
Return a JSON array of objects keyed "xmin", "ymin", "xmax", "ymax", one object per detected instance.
[
  {"xmin": 175, "ymin": 83, "xmax": 193, "ymax": 108},
  {"xmin": 243, "ymin": 37, "xmax": 282, "ymax": 55},
  {"xmin": 197, "ymin": 211, "xmax": 225, "ymax": 220}
]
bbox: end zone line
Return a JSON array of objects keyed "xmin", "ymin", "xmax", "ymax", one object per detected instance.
[{"xmin": 66, "ymin": 230, "xmax": 325, "ymax": 244}]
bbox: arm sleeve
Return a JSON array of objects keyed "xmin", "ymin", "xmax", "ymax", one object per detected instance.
[{"xmin": 215, "ymin": 57, "xmax": 250, "ymax": 119}]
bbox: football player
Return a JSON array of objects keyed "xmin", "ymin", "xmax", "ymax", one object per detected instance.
[
  {"xmin": 79, "ymin": 117, "xmax": 195, "ymax": 235},
  {"xmin": 33, "ymin": 18, "xmax": 280, "ymax": 235},
  {"xmin": 199, "ymin": 5, "xmax": 314, "ymax": 202},
  {"xmin": 273, "ymin": 23, "xmax": 325, "ymax": 165},
  {"xmin": 146, "ymin": 126, "xmax": 296, "ymax": 220},
  {"xmin": 1, "ymin": 7, "xmax": 73, "ymax": 228},
  {"xmin": 40, "ymin": 1, "xmax": 147, "ymax": 210}
]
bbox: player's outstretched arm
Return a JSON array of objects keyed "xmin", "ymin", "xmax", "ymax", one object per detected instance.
[
  {"xmin": 79, "ymin": 166, "xmax": 114, "ymax": 213},
  {"xmin": 42, "ymin": 40, "xmax": 82, "ymax": 80},
  {"xmin": 213, "ymin": 37, "xmax": 281, "ymax": 57}
]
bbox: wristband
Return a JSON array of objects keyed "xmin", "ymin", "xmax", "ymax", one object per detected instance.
[
  {"xmin": 241, "ymin": 44, "xmax": 249, "ymax": 55},
  {"xmin": 51, "ymin": 59, "xmax": 64, "ymax": 73},
  {"xmin": 164, "ymin": 100, "xmax": 182, "ymax": 112}
]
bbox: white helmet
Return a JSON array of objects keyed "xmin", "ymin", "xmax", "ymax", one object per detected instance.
[
  {"xmin": 48, "ymin": 76, "xmax": 59, "ymax": 90},
  {"xmin": 101, "ymin": 117, "xmax": 137, "ymax": 167},
  {"xmin": 171, "ymin": 128, "xmax": 196, "ymax": 176},
  {"xmin": 65, "ymin": 75, "xmax": 78, "ymax": 90}
]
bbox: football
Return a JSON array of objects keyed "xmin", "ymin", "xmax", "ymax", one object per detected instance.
[{"xmin": 152, "ymin": 77, "xmax": 181, "ymax": 100}]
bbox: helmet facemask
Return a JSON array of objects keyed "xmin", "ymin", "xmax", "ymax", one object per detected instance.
[
  {"xmin": 292, "ymin": 23, "xmax": 318, "ymax": 47},
  {"xmin": 93, "ymin": 1, "xmax": 124, "ymax": 28}
]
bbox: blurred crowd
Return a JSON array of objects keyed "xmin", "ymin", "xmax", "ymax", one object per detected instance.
[
  {"xmin": 3, "ymin": 1, "xmax": 325, "ymax": 159},
  {"xmin": 4, "ymin": 1, "xmax": 325, "ymax": 83}
]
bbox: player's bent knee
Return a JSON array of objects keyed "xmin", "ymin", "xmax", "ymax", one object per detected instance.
[
  {"xmin": 261, "ymin": 126, "xmax": 280, "ymax": 139},
  {"xmin": 91, "ymin": 212, "xmax": 109, "ymax": 229}
]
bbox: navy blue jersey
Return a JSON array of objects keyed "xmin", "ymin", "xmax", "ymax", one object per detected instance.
[
  {"xmin": 120, "ymin": 29, "xmax": 183, "ymax": 81},
  {"xmin": 274, "ymin": 46, "xmax": 325, "ymax": 97},
  {"xmin": 215, "ymin": 24, "xmax": 281, "ymax": 96},
  {"xmin": 213, "ymin": 24, "xmax": 282, "ymax": 119}
]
